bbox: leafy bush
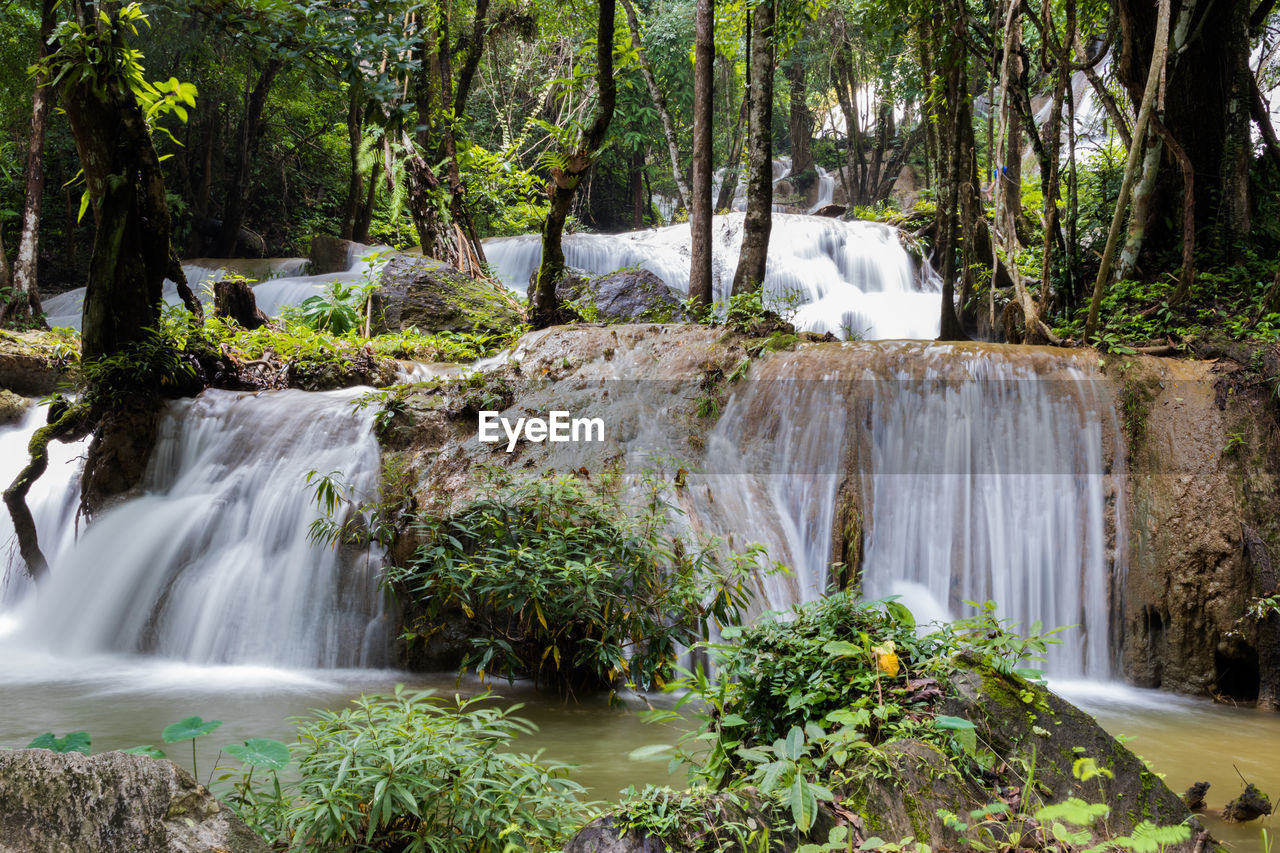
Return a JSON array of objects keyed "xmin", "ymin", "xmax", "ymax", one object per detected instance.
[
  {"xmin": 232, "ymin": 687, "xmax": 596, "ymax": 852},
  {"xmin": 386, "ymin": 470, "xmax": 769, "ymax": 694},
  {"xmin": 299, "ymin": 281, "xmax": 369, "ymax": 335}
]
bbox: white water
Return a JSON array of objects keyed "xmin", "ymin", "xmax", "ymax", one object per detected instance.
[
  {"xmin": 0, "ymin": 388, "xmax": 390, "ymax": 669},
  {"xmin": 39, "ymin": 255, "xmax": 379, "ymax": 332},
  {"xmin": 685, "ymin": 343, "xmax": 1124, "ymax": 679},
  {"xmin": 484, "ymin": 212, "xmax": 941, "ymax": 340},
  {"xmin": 858, "ymin": 345, "xmax": 1123, "ymax": 679},
  {"xmin": 0, "ymin": 403, "xmax": 88, "ymax": 609}
]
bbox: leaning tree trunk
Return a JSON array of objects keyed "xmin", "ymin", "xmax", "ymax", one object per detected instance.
[
  {"xmin": 731, "ymin": 0, "xmax": 775, "ymax": 296},
  {"xmin": 1113, "ymin": 0, "xmax": 1253, "ymax": 260},
  {"xmin": 688, "ymin": 0, "xmax": 714, "ymax": 307},
  {"xmin": 714, "ymin": 91, "xmax": 749, "ymax": 213},
  {"xmin": 620, "ymin": 0, "xmax": 690, "ymax": 215},
  {"xmin": 3, "ymin": 0, "xmax": 56, "ymax": 325},
  {"xmin": 217, "ymin": 58, "xmax": 283, "ymax": 257},
  {"xmin": 529, "ymin": 0, "xmax": 617, "ymax": 328},
  {"xmin": 1085, "ymin": 0, "xmax": 1172, "ymax": 341}
]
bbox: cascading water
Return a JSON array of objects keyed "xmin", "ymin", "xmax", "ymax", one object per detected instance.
[
  {"xmin": 686, "ymin": 342, "xmax": 1125, "ymax": 679},
  {"xmin": 38, "ymin": 255, "xmax": 374, "ymax": 332},
  {"xmin": 0, "ymin": 404, "xmax": 87, "ymax": 608},
  {"xmin": 484, "ymin": 212, "xmax": 941, "ymax": 340},
  {"xmin": 0, "ymin": 388, "xmax": 390, "ymax": 669}
]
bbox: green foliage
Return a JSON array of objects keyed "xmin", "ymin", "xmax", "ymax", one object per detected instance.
[
  {"xmin": 163, "ymin": 715, "xmax": 223, "ymax": 779},
  {"xmin": 26, "ymin": 731, "xmax": 91, "ymax": 755},
  {"xmin": 80, "ymin": 326, "xmax": 196, "ymax": 406},
  {"xmin": 612, "ymin": 785, "xmax": 777, "ymax": 852},
  {"xmin": 299, "ymin": 281, "xmax": 369, "ymax": 335},
  {"xmin": 386, "ymin": 469, "xmax": 767, "ymax": 694},
  {"xmin": 232, "ymin": 687, "xmax": 596, "ymax": 852}
]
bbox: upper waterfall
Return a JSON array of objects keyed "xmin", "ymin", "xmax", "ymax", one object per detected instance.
[{"xmin": 483, "ymin": 212, "xmax": 942, "ymax": 341}]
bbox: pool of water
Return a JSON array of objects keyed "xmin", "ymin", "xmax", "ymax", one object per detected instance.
[
  {"xmin": 1, "ymin": 654, "xmax": 1275, "ymax": 849},
  {"xmin": 1058, "ymin": 681, "xmax": 1280, "ymax": 849}
]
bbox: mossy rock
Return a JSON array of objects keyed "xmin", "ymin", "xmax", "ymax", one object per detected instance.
[
  {"xmin": 943, "ymin": 655, "xmax": 1191, "ymax": 834},
  {"xmin": 0, "ymin": 389, "xmax": 30, "ymax": 425},
  {"xmin": 0, "ymin": 329, "xmax": 79, "ymax": 395},
  {"xmin": 370, "ymin": 255, "xmax": 523, "ymax": 335}
]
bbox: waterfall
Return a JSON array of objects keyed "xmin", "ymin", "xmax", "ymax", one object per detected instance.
[
  {"xmin": 0, "ymin": 404, "xmax": 88, "ymax": 609},
  {"xmin": 40, "ymin": 255, "xmax": 367, "ymax": 332},
  {"xmin": 806, "ymin": 167, "xmax": 836, "ymax": 213},
  {"xmin": 688, "ymin": 342, "xmax": 1125, "ymax": 679},
  {"xmin": 0, "ymin": 388, "xmax": 390, "ymax": 669},
  {"xmin": 483, "ymin": 212, "xmax": 941, "ymax": 340}
]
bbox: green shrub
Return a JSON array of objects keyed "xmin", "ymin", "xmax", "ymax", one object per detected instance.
[
  {"xmin": 386, "ymin": 470, "xmax": 769, "ymax": 694},
  {"xmin": 231, "ymin": 687, "xmax": 595, "ymax": 852}
]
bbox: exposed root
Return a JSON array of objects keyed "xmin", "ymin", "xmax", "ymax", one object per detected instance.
[{"xmin": 2, "ymin": 400, "xmax": 93, "ymax": 581}]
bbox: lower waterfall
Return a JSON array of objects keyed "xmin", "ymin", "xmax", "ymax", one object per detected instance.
[
  {"xmin": 0, "ymin": 388, "xmax": 390, "ymax": 669},
  {"xmin": 687, "ymin": 342, "xmax": 1126, "ymax": 679}
]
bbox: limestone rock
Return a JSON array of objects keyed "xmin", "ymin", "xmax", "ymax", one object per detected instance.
[
  {"xmin": 0, "ymin": 749, "xmax": 269, "ymax": 853},
  {"xmin": 0, "ymin": 329, "xmax": 77, "ymax": 396},
  {"xmin": 944, "ymin": 656, "xmax": 1190, "ymax": 834},
  {"xmin": 371, "ymin": 255, "xmax": 523, "ymax": 335},
  {"xmin": 556, "ymin": 268, "xmax": 687, "ymax": 323},
  {"xmin": 309, "ymin": 234, "xmax": 372, "ymax": 275},
  {"xmin": 0, "ymin": 389, "xmax": 30, "ymax": 425}
]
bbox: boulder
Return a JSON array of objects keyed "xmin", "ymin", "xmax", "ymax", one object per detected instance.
[
  {"xmin": 0, "ymin": 329, "xmax": 77, "ymax": 395},
  {"xmin": 943, "ymin": 656, "xmax": 1190, "ymax": 834},
  {"xmin": 370, "ymin": 255, "xmax": 523, "ymax": 335},
  {"xmin": 309, "ymin": 234, "xmax": 372, "ymax": 275},
  {"xmin": 0, "ymin": 389, "xmax": 29, "ymax": 425},
  {"xmin": 0, "ymin": 749, "xmax": 269, "ymax": 853},
  {"xmin": 556, "ymin": 268, "xmax": 687, "ymax": 323},
  {"xmin": 1224, "ymin": 784, "xmax": 1272, "ymax": 822},
  {"xmin": 812, "ymin": 203, "xmax": 847, "ymax": 219}
]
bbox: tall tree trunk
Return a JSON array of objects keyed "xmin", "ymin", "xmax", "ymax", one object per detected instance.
[
  {"xmin": 354, "ymin": 160, "xmax": 380, "ymax": 244},
  {"xmin": 689, "ymin": 0, "xmax": 714, "ymax": 306},
  {"xmin": 1001, "ymin": 7, "xmax": 1023, "ymax": 234},
  {"xmin": 217, "ymin": 59, "xmax": 283, "ymax": 257},
  {"xmin": 620, "ymin": 0, "xmax": 691, "ymax": 214},
  {"xmin": 1153, "ymin": 114, "xmax": 1197, "ymax": 305},
  {"xmin": 1252, "ymin": 76, "xmax": 1280, "ymax": 172},
  {"xmin": 8, "ymin": 2, "xmax": 55, "ymax": 315},
  {"xmin": 4, "ymin": 0, "xmax": 56, "ymax": 325},
  {"xmin": 529, "ymin": 0, "xmax": 617, "ymax": 328},
  {"xmin": 731, "ymin": 0, "xmax": 774, "ymax": 296},
  {"xmin": 339, "ymin": 89, "xmax": 364, "ymax": 240},
  {"xmin": 1114, "ymin": 0, "xmax": 1253, "ymax": 259},
  {"xmin": 787, "ymin": 61, "xmax": 813, "ymax": 180},
  {"xmin": 631, "ymin": 150, "xmax": 645, "ymax": 229},
  {"xmin": 933, "ymin": 5, "xmax": 971, "ymax": 342},
  {"xmin": 1085, "ymin": 0, "xmax": 1172, "ymax": 341}
]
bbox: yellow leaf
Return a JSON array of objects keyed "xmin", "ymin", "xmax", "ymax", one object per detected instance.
[
  {"xmin": 876, "ymin": 651, "xmax": 899, "ymax": 677},
  {"xmin": 461, "ymin": 602, "xmax": 474, "ymax": 619}
]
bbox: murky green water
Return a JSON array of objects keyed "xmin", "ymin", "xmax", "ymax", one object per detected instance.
[{"xmin": 1, "ymin": 658, "xmax": 1275, "ymax": 849}]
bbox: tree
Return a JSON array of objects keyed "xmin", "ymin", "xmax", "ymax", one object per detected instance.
[
  {"xmin": 689, "ymin": 0, "xmax": 714, "ymax": 307},
  {"xmin": 529, "ymin": 0, "xmax": 618, "ymax": 329},
  {"xmin": 6, "ymin": 0, "xmax": 194, "ymax": 578},
  {"xmin": 2, "ymin": 0, "xmax": 55, "ymax": 325},
  {"xmin": 731, "ymin": 0, "xmax": 774, "ymax": 296}
]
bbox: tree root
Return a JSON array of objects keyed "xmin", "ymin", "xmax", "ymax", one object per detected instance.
[{"xmin": 2, "ymin": 400, "xmax": 93, "ymax": 581}]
